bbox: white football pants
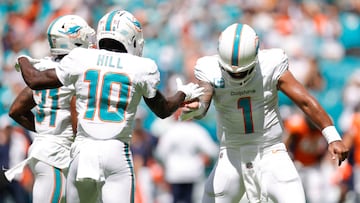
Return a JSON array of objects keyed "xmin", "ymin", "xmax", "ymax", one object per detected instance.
[
  {"xmin": 66, "ymin": 139, "xmax": 135, "ymax": 203},
  {"xmin": 28, "ymin": 159, "xmax": 66, "ymax": 203},
  {"xmin": 202, "ymin": 143, "xmax": 306, "ymax": 203}
]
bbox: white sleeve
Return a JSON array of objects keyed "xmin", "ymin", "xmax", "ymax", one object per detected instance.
[
  {"xmin": 56, "ymin": 49, "xmax": 82, "ymax": 86},
  {"xmin": 273, "ymin": 49, "xmax": 289, "ymax": 82},
  {"xmin": 194, "ymin": 57, "xmax": 211, "ymax": 83},
  {"xmin": 140, "ymin": 59, "xmax": 160, "ymax": 99},
  {"xmin": 194, "ymin": 56, "xmax": 219, "ymax": 84}
]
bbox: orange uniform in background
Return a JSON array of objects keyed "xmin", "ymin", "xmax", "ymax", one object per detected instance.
[
  {"xmin": 349, "ymin": 113, "xmax": 360, "ymax": 165},
  {"xmin": 284, "ymin": 113, "xmax": 328, "ymax": 166}
]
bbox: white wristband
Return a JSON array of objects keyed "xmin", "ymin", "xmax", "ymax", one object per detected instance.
[{"xmin": 322, "ymin": 126, "xmax": 342, "ymax": 144}]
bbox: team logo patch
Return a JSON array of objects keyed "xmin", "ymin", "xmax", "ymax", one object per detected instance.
[{"xmin": 214, "ymin": 78, "xmax": 225, "ymax": 88}]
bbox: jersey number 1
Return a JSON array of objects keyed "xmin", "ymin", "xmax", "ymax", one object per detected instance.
[{"xmin": 238, "ymin": 97, "xmax": 254, "ymax": 133}]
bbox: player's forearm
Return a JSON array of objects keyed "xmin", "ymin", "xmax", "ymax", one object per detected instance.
[
  {"xmin": 9, "ymin": 112, "xmax": 35, "ymax": 132},
  {"xmin": 298, "ymin": 95, "xmax": 344, "ymax": 144},
  {"xmin": 144, "ymin": 91, "xmax": 185, "ymax": 119},
  {"xmin": 298, "ymin": 97, "xmax": 333, "ymax": 130},
  {"xmin": 192, "ymin": 101, "xmax": 210, "ymax": 120},
  {"xmin": 194, "ymin": 81, "xmax": 213, "ymax": 119},
  {"xmin": 164, "ymin": 92, "xmax": 186, "ymax": 115},
  {"xmin": 18, "ymin": 57, "xmax": 42, "ymax": 89},
  {"xmin": 8, "ymin": 87, "xmax": 36, "ymax": 131},
  {"xmin": 18, "ymin": 57, "xmax": 62, "ymax": 90}
]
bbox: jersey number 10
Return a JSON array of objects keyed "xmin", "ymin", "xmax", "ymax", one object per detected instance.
[{"xmin": 84, "ymin": 69, "xmax": 130, "ymax": 122}]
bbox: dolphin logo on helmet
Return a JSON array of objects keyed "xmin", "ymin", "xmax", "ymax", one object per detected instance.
[{"xmin": 47, "ymin": 15, "xmax": 95, "ymax": 55}]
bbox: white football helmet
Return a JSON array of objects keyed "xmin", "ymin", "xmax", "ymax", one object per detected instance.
[
  {"xmin": 97, "ymin": 10, "xmax": 144, "ymax": 56},
  {"xmin": 218, "ymin": 23, "xmax": 259, "ymax": 85},
  {"xmin": 47, "ymin": 15, "xmax": 96, "ymax": 55}
]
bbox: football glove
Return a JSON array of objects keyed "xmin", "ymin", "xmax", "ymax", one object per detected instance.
[
  {"xmin": 15, "ymin": 55, "xmax": 40, "ymax": 72},
  {"xmin": 176, "ymin": 78, "xmax": 204, "ymax": 102}
]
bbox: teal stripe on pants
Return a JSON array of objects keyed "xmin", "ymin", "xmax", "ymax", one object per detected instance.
[{"xmin": 51, "ymin": 168, "xmax": 63, "ymax": 203}]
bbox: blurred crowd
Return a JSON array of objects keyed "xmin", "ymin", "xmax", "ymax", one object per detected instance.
[{"xmin": 1, "ymin": 0, "xmax": 360, "ymax": 202}]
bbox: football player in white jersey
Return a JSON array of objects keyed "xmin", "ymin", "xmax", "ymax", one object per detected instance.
[
  {"xmin": 180, "ymin": 23, "xmax": 349, "ymax": 203},
  {"xmin": 16, "ymin": 10, "xmax": 204, "ymax": 203},
  {"xmin": 6, "ymin": 15, "xmax": 95, "ymax": 203}
]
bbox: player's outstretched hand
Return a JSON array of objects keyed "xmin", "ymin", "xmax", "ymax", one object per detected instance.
[
  {"xmin": 15, "ymin": 55, "xmax": 40, "ymax": 72},
  {"xmin": 176, "ymin": 78, "xmax": 204, "ymax": 102},
  {"xmin": 179, "ymin": 100, "xmax": 201, "ymax": 121},
  {"xmin": 0, "ymin": 169, "xmax": 10, "ymax": 190},
  {"xmin": 328, "ymin": 140, "xmax": 349, "ymax": 166}
]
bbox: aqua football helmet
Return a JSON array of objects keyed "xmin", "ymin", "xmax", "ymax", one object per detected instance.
[
  {"xmin": 218, "ymin": 23, "xmax": 259, "ymax": 85},
  {"xmin": 97, "ymin": 10, "xmax": 144, "ymax": 56},
  {"xmin": 47, "ymin": 15, "xmax": 95, "ymax": 55}
]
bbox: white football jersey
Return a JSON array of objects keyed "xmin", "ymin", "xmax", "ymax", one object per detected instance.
[
  {"xmin": 29, "ymin": 57, "xmax": 75, "ymax": 169},
  {"xmin": 195, "ymin": 49, "xmax": 288, "ymax": 148},
  {"xmin": 56, "ymin": 48, "xmax": 159, "ymax": 142}
]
